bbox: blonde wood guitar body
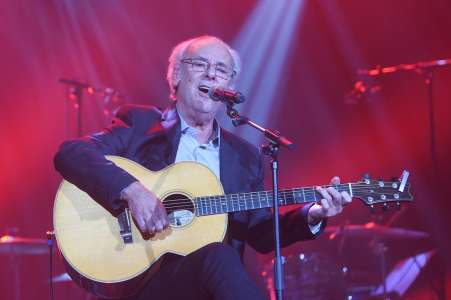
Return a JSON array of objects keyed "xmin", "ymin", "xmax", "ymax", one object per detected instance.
[
  {"xmin": 54, "ymin": 156, "xmax": 413, "ymax": 298},
  {"xmin": 53, "ymin": 156, "xmax": 227, "ymax": 298}
]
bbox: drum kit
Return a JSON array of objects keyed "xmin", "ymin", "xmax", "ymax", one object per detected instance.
[
  {"xmin": 261, "ymin": 222, "xmax": 433, "ymax": 300},
  {"xmin": 1, "ymin": 222, "xmax": 433, "ymax": 300},
  {"xmin": 0, "ymin": 233, "xmax": 92, "ymax": 300}
]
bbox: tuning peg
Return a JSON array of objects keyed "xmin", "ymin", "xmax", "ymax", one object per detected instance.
[
  {"xmin": 362, "ymin": 173, "xmax": 371, "ymax": 180},
  {"xmin": 398, "ymin": 170, "xmax": 410, "ymax": 192},
  {"xmin": 383, "ymin": 202, "xmax": 389, "ymax": 211}
]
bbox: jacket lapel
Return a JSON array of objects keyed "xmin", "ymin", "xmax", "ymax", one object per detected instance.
[
  {"xmin": 143, "ymin": 109, "xmax": 181, "ymax": 168},
  {"xmin": 219, "ymin": 129, "xmax": 241, "ymax": 194},
  {"xmin": 163, "ymin": 116, "xmax": 181, "ymax": 165}
]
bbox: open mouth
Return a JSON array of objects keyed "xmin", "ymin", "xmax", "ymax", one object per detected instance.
[{"xmin": 198, "ymin": 85, "xmax": 210, "ymax": 94}]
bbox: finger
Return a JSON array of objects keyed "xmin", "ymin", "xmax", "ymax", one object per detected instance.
[
  {"xmin": 162, "ymin": 214, "xmax": 170, "ymax": 229},
  {"xmin": 135, "ymin": 215, "xmax": 147, "ymax": 232},
  {"xmin": 320, "ymin": 198, "xmax": 330, "ymax": 211},
  {"xmin": 155, "ymin": 220, "xmax": 164, "ymax": 232},
  {"xmin": 330, "ymin": 176, "xmax": 340, "ymax": 185},
  {"xmin": 326, "ymin": 187, "xmax": 342, "ymax": 206},
  {"xmin": 341, "ymin": 191, "xmax": 352, "ymax": 205},
  {"xmin": 156, "ymin": 205, "xmax": 169, "ymax": 229},
  {"xmin": 145, "ymin": 218, "xmax": 156, "ymax": 235},
  {"xmin": 162, "ymin": 208, "xmax": 170, "ymax": 228},
  {"xmin": 316, "ymin": 186, "xmax": 332, "ymax": 202}
]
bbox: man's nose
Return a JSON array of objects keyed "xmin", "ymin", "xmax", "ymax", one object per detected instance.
[{"xmin": 204, "ymin": 65, "xmax": 216, "ymax": 79}]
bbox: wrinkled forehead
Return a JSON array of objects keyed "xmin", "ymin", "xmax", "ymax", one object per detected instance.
[{"xmin": 185, "ymin": 39, "xmax": 234, "ymax": 68}]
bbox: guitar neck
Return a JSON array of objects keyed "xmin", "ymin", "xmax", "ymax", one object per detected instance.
[{"xmin": 194, "ymin": 184, "xmax": 353, "ymax": 216}]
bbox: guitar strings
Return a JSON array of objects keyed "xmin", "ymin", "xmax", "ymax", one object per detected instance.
[
  {"xmin": 159, "ymin": 184, "xmax": 407, "ymax": 206},
  {"xmin": 159, "ymin": 183, "xmax": 404, "ymax": 201},
  {"xmin": 160, "ymin": 188, "xmax": 407, "ymax": 206},
  {"xmin": 160, "ymin": 186, "xmax": 408, "ymax": 212}
]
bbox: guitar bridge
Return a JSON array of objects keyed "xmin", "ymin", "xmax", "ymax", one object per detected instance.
[{"xmin": 118, "ymin": 208, "xmax": 133, "ymax": 244}]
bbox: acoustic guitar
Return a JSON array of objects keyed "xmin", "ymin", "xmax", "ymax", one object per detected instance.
[{"xmin": 53, "ymin": 156, "xmax": 413, "ymax": 298}]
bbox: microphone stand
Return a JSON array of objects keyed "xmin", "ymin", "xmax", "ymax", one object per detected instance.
[
  {"xmin": 59, "ymin": 78, "xmax": 89, "ymax": 137},
  {"xmin": 224, "ymin": 103, "xmax": 294, "ymax": 300},
  {"xmin": 357, "ymin": 58, "xmax": 451, "ymax": 173}
]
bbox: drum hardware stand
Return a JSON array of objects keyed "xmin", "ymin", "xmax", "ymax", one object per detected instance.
[
  {"xmin": 372, "ymin": 241, "xmax": 389, "ymax": 300},
  {"xmin": 59, "ymin": 78, "xmax": 126, "ymax": 137},
  {"xmin": 3, "ymin": 227, "xmax": 21, "ymax": 300},
  {"xmin": 225, "ymin": 103, "xmax": 295, "ymax": 300},
  {"xmin": 47, "ymin": 230, "xmax": 55, "ymax": 300}
]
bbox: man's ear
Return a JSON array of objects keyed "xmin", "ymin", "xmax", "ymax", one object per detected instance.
[
  {"xmin": 172, "ymin": 64, "xmax": 181, "ymax": 91},
  {"xmin": 228, "ymin": 76, "xmax": 237, "ymax": 90}
]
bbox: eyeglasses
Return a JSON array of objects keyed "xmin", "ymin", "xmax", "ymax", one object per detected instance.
[{"xmin": 181, "ymin": 58, "xmax": 236, "ymax": 80}]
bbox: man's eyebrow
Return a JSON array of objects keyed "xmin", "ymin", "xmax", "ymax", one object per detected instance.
[{"xmin": 192, "ymin": 56, "xmax": 228, "ymax": 67}]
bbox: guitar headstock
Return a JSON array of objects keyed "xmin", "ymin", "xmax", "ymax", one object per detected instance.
[{"xmin": 352, "ymin": 170, "xmax": 413, "ymax": 210}]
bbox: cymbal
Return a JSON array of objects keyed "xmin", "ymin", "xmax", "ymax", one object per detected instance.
[
  {"xmin": 0, "ymin": 235, "xmax": 48, "ymax": 255},
  {"xmin": 51, "ymin": 272, "xmax": 72, "ymax": 283},
  {"xmin": 325, "ymin": 222, "xmax": 430, "ymax": 241}
]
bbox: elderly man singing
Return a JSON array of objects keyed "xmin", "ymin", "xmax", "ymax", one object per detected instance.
[{"xmin": 54, "ymin": 35, "xmax": 351, "ymax": 300}]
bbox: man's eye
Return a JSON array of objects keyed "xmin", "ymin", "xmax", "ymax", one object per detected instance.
[
  {"xmin": 193, "ymin": 62, "xmax": 206, "ymax": 68},
  {"xmin": 216, "ymin": 68, "xmax": 228, "ymax": 74}
]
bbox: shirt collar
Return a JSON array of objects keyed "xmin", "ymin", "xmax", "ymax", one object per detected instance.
[{"xmin": 162, "ymin": 106, "xmax": 220, "ymax": 147}]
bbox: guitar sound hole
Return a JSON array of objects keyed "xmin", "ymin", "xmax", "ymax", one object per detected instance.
[{"xmin": 163, "ymin": 194, "xmax": 195, "ymax": 228}]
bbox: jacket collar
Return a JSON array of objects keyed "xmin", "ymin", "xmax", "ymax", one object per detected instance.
[{"xmin": 147, "ymin": 104, "xmax": 240, "ymax": 192}]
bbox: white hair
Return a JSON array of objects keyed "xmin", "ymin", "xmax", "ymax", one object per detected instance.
[{"xmin": 166, "ymin": 35, "xmax": 241, "ymax": 100}]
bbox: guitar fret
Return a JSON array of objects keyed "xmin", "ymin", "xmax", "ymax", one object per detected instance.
[
  {"xmin": 257, "ymin": 192, "xmax": 262, "ymax": 208},
  {"xmin": 252, "ymin": 192, "xmax": 257, "ymax": 209},
  {"xmin": 208, "ymin": 197, "xmax": 215, "ymax": 215},
  {"xmin": 220, "ymin": 196, "xmax": 226, "ymax": 213},
  {"xmin": 191, "ymin": 181, "xmax": 407, "ymax": 216},
  {"xmin": 199, "ymin": 198, "xmax": 202, "ymax": 216},
  {"xmin": 220, "ymin": 196, "xmax": 225, "ymax": 213},
  {"xmin": 198, "ymin": 183, "xmax": 370, "ymax": 215},
  {"xmin": 194, "ymin": 200, "xmax": 198, "ymax": 216},
  {"xmin": 201, "ymin": 197, "xmax": 205, "ymax": 215},
  {"xmin": 203, "ymin": 197, "xmax": 207, "ymax": 215}
]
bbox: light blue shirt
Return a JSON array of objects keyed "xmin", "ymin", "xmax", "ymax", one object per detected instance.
[
  {"xmin": 174, "ymin": 113, "xmax": 220, "ymax": 179},
  {"xmin": 171, "ymin": 109, "xmax": 322, "ymax": 234}
]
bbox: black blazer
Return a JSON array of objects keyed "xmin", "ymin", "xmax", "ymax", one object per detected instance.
[{"xmin": 54, "ymin": 104, "xmax": 324, "ymax": 257}]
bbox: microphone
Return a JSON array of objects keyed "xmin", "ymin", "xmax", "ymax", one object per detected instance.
[
  {"xmin": 199, "ymin": 86, "xmax": 245, "ymax": 104},
  {"xmin": 344, "ymin": 80, "xmax": 381, "ymax": 104}
]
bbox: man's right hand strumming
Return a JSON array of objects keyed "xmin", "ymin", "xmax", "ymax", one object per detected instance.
[{"xmin": 121, "ymin": 181, "xmax": 169, "ymax": 236}]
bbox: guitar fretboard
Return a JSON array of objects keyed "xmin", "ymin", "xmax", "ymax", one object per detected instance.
[{"xmin": 193, "ymin": 184, "xmax": 353, "ymax": 216}]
